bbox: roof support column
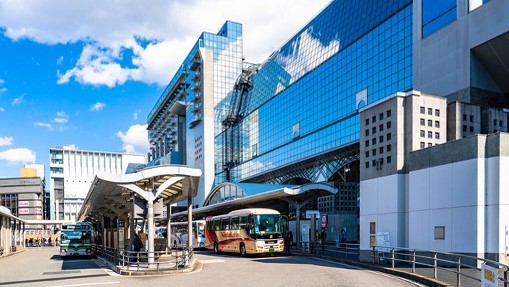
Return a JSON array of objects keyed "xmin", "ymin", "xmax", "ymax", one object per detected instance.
[
  {"xmin": 147, "ymin": 197, "xmax": 155, "ymax": 265},
  {"xmin": 187, "ymin": 196, "xmax": 193, "ymax": 258},
  {"xmin": 282, "ymin": 198, "xmax": 314, "ymax": 251},
  {"xmin": 166, "ymin": 203, "xmax": 172, "ymax": 251}
]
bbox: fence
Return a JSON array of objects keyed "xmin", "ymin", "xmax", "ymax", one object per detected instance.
[
  {"xmin": 295, "ymin": 242, "xmax": 509, "ymax": 286},
  {"xmin": 91, "ymin": 244, "xmax": 194, "ymax": 272}
]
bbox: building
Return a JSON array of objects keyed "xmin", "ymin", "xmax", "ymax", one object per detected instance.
[
  {"xmin": 21, "ymin": 164, "xmax": 49, "ymax": 220},
  {"xmin": 147, "ymin": 0, "xmax": 509, "ymax": 259},
  {"xmin": 49, "ymin": 147, "xmax": 145, "ymax": 221},
  {"xmin": 0, "ymin": 177, "xmax": 44, "ymax": 220},
  {"xmin": 147, "ymin": 21, "xmax": 243, "ymax": 207}
]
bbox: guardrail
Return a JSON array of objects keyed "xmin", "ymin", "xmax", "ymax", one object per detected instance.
[
  {"xmin": 371, "ymin": 246, "xmax": 509, "ymax": 286},
  {"xmin": 92, "ymin": 244, "xmax": 194, "ymax": 272}
]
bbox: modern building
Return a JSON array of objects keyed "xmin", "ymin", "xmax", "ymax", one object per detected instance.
[
  {"xmin": 21, "ymin": 164, "xmax": 49, "ymax": 220},
  {"xmin": 0, "ymin": 177, "xmax": 44, "ymax": 220},
  {"xmin": 147, "ymin": 0, "xmax": 509, "ymax": 260},
  {"xmin": 49, "ymin": 147, "xmax": 145, "ymax": 221},
  {"xmin": 147, "ymin": 21, "xmax": 243, "ymax": 208}
]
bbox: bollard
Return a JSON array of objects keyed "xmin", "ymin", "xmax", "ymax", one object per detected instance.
[
  {"xmin": 391, "ymin": 248, "xmax": 395, "ymax": 269},
  {"xmin": 433, "ymin": 253, "xmax": 437, "ymax": 279},
  {"xmin": 456, "ymin": 256, "xmax": 461, "ymax": 286},
  {"xmin": 412, "ymin": 250, "xmax": 416, "ymax": 273}
]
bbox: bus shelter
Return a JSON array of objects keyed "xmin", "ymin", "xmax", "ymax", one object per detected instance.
[
  {"xmin": 77, "ymin": 165, "xmax": 201, "ymax": 265},
  {"xmin": 0, "ymin": 205, "xmax": 26, "ymax": 256}
]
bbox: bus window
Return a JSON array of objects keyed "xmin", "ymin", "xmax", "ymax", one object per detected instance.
[
  {"xmin": 221, "ymin": 218, "xmax": 230, "ymax": 230},
  {"xmin": 231, "ymin": 216, "xmax": 239, "ymax": 229}
]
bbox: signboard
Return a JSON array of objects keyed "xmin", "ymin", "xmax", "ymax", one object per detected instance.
[
  {"xmin": 18, "ymin": 208, "xmax": 30, "ymax": 214},
  {"xmin": 18, "ymin": 201, "xmax": 30, "ymax": 207},
  {"xmin": 481, "ymin": 264, "xmax": 498, "ymax": 287},
  {"xmin": 376, "ymin": 232, "xmax": 390, "ymax": 252},
  {"xmin": 321, "ymin": 214, "xmax": 328, "ymax": 228}
]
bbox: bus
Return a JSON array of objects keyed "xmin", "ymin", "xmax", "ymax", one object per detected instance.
[
  {"xmin": 167, "ymin": 220, "xmax": 206, "ymax": 249},
  {"xmin": 60, "ymin": 222, "xmax": 93, "ymax": 257},
  {"xmin": 205, "ymin": 208, "xmax": 285, "ymax": 256}
]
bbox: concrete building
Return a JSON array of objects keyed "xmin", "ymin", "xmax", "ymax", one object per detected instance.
[
  {"xmin": 0, "ymin": 177, "xmax": 44, "ymax": 220},
  {"xmin": 21, "ymin": 164, "xmax": 49, "ymax": 220},
  {"xmin": 49, "ymin": 147, "xmax": 145, "ymax": 221},
  {"xmin": 147, "ymin": 0, "xmax": 509, "ymax": 258}
]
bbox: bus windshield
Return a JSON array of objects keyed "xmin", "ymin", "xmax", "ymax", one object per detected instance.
[
  {"xmin": 61, "ymin": 230, "xmax": 92, "ymax": 244},
  {"xmin": 254, "ymin": 214, "xmax": 283, "ymax": 234}
]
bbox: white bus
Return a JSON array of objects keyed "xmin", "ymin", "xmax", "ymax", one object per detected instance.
[{"xmin": 205, "ymin": 208, "xmax": 285, "ymax": 256}]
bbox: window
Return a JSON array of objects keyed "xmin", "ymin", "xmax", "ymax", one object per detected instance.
[
  {"xmin": 372, "ymin": 127, "xmax": 377, "ymax": 134},
  {"xmin": 386, "ymin": 110, "xmax": 391, "ymax": 117},
  {"xmin": 379, "ymin": 135, "xmax": 384, "ymax": 143},
  {"xmin": 470, "ymin": 115, "xmax": 474, "ymax": 122},
  {"xmin": 387, "ymin": 144, "xmax": 391, "ymax": 152},
  {"xmin": 365, "ymin": 118, "xmax": 369, "ymax": 126},
  {"xmin": 372, "ymin": 149, "xmax": 377, "ymax": 156},
  {"xmin": 372, "ymin": 138, "xmax": 377, "ymax": 145},
  {"xmin": 463, "ymin": 125, "xmax": 467, "ymax": 132},
  {"xmin": 469, "ymin": 126, "xmax": 474, "ymax": 133},
  {"xmin": 386, "ymin": 121, "xmax": 392, "ymax": 129},
  {"xmin": 372, "ymin": 159, "xmax": 377, "ymax": 167},
  {"xmin": 423, "ymin": 0, "xmax": 457, "ymax": 37},
  {"xmin": 428, "ymin": 119, "xmax": 432, "ymax": 127},
  {"xmin": 463, "ymin": 114, "xmax": 467, "ymax": 121},
  {"xmin": 379, "ymin": 113, "xmax": 384, "ymax": 121},
  {"xmin": 428, "ymin": 131, "xmax": 432, "ymax": 138},
  {"xmin": 435, "ymin": 132, "xmax": 440, "ymax": 139},
  {"xmin": 420, "ymin": 142, "xmax": 425, "ymax": 149},
  {"xmin": 435, "ymin": 121, "xmax": 440, "ymax": 128},
  {"xmin": 372, "ymin": 116, "xmax": 376, "ymax": 123},
  {"xmin": 365, "ymin": 140, "xmax": 370, "ymax": 147},
  {"xmin": 428, "ymin": 143, "xmax": 433, "ymax": 147},
  {"xmin": 365, "ymin": 162, "xmax": 369, "ymax": 168},
  {"xmin": 420, "ymin": 106, "xmax": 425, "ymax": 114},
  {"xmin": 379, "ymin": 124, "xmax": 384, "ymax": 131},
  {"xmin": 387, "ymin": 156, "xmax": 392, "ymax": 163},
  {"xmin": 420, "ymin": 118, "xmax": 425, "ymax": 126},
  {"xmin": 387, "ymin": 133, "xmax": 392, "ymax": 141},
  {"xmin": 494, "ymin": 119, "xmax": 498, "ymax": 126},
  {"xmin": 435, "ymin": 109, "xmax": 440, "ymax": 116},
  {"xmin": 500, "ymin": 121, "xmax": 503, "ymax": 127},
  {"xmin": 420, "ymin": 130, "xmax": 425, "ymax": 137},
  {"xmin": 365, "ymin": 151, "xmax": 370, "ymax": 157},
  {"xmin": 428, "ymin": 108, "xmax": 432, "ymax": 115},
  {"xmin": 379, "ymin": 146, "xmax": 384, "ymax": 154},
  {"xmin": 365, "ymin": 129, "xmax": 370, "ymax": 136},
  {"xmin": 434, "ymin": 226, "xmax": 445, "ymax": 240}
]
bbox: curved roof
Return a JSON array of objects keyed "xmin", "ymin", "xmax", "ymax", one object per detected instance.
[
  {"xmin": 77, "ymin": 165, "xmax": 201, "ymax": 222},
  {"xmin": 172, "ymin": 182, "xmax": 337, "ymax": 220}
]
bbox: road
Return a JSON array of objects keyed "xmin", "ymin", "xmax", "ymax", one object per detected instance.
[{"xmin": 0, "ymin": 247, "xmax": 425, "ymax": 287}]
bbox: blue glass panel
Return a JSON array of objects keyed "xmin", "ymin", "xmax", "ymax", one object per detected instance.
[{"xmin": 422, "ymin": 0, "xmax": 457, "ymax": 37}]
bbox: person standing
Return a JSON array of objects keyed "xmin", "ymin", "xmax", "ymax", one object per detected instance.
[{"xmin": 340, "ymin": 228, "xmax": 347, "ymax": 247}]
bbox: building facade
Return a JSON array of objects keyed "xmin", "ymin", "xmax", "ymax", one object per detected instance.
[
  {"xmin": 0, "ymin": 177, "xmax": 44, "ymax": 220},
  {"xmin": 49, "ymin": 147, "xmax": 145, "ymax": 221},
  {"xmin": 147, "ymin": 0, "xmax": 509, "ymax": 258}
]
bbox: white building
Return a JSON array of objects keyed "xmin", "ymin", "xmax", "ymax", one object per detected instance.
[
  {"xmin": 49, "ymin": 147, "xmax": 145, "ymax": 221},
  {"xmin": 359, "ymin": 91, "xmax": 509, "ymax": 264}
]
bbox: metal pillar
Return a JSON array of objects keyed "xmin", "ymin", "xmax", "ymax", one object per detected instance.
[
  {"xmin": 167, "ymin": 203, "xmax": 172, "ymax": 250},
  {"xmin": 187, "ymin": 196, "xmax": 193, "ymax": 252},
  {"xmin": 147, "ymin": 199, "xmax": 155, "ymax": 265}
]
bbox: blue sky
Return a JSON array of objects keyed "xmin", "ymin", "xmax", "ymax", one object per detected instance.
[{"xmin": 0, "ymin": 0, "xmax": 328, "ymax": 179}]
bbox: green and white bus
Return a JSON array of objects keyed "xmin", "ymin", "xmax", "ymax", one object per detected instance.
[{"xmin": 60, "ymin": 222, "xmax": 93, "ymax": 257}]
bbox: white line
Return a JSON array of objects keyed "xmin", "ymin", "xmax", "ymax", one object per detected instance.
[{"xmin": 47, "ymin": 281, "xmax": 120, "ymax": 287}]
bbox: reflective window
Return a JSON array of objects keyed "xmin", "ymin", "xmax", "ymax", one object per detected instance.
[{"xmin": 422, "ymin": 0, "xmax": 457, "ymax": 37}]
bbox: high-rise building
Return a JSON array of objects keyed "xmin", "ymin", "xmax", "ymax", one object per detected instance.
[
  {"xmin": 49, "ymin": 147, "xmax": 145, "ymax": 221},
  {"xmin": 21, "ymin": 164, "xmax": 49, "ymax": 219},
  {"xmin": 147, "ymin": 0, "xmax": 509, "ymax": 260},
  {"xmin": 0, "ymin": 177, "xmax": 44, "ymax": 220}
]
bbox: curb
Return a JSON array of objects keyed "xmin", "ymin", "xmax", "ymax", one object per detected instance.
[{"xmin": 96, "ymin": 256, "xmax": 201, "ymax": 276}]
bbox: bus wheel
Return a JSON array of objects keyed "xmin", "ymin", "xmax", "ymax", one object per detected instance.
[
  {"xmin": 240, "ymin": 243, "xmax": 246, "ymax": 256},
  {"xmin": 213, "ymin": 242, "xmax": 219, "ymax": 254}
]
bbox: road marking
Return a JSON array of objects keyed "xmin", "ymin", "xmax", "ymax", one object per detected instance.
[
  {"xmin": 199, "ymin": 259, "xmax": 225, "ymax": 264},
  {"xmin": 47, "ymin": 281, "xmax": 120, "ymax": 287}
]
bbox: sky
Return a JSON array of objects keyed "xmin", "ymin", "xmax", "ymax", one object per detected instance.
[{"xmin": 0, "ymin": 0, "xmax": 330, "ymax": 179}]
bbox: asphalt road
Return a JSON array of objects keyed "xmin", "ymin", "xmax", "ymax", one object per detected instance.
[{"xmin": 0, "ymin": 247, "xmax": 425, "ymax": 287}]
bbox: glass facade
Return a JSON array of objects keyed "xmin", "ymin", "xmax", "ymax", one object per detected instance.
[
  {"xmin": 215, "ymin": 0, "xmax": 413, "ymax": 183},
  {"xmin": 422, "ymin": 0, "xmax": 457, "ymax": 37}
]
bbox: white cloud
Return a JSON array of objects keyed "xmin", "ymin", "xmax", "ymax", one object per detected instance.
[
  {"xmin": 0, "ymin": 148, "xmax": 36, "ymax": 164},
  {"xmin": 117, "ymin": 124, "xmax": 149, "ymax": 154},
  {"xmin": 90, "ymin": 102, "xmax": 106, "ymax": 112},
  {"xmin": 0, "ymin": 107, "xmax": 4, "ymax": 112},
  {"xmin": 0, "ymin": 79, "xmax": 4, "ymax": 84},
  {"xmin": 53, "ymin": 111, "xmax": 68, "ymax": 124},
  {"xmin": 34, "ymin": 122, "xmax": 54, "ymax": 131},
  {"xmin": 11, "ymin": 95, "xmax": 23, "ymax": 105},
  {"xmin": 133, "ymin": 110, "xmax": 139, "ymax": 120},
  {"xmin": 56, "ymin": 56, "xmax": 64, "ymax": 65},
  {"xmin": 0, "ymin": 136, "xmax": 14, "ymax": 147},
  {"xmin": 0, "ymin": 87, "xmax": 6, "ymax": 93},
  {"xmin": 0, "ymin": 0, "xmax": 329, "ymax": 87},
  {"xmin": 63, "ymin": 144, "xmax": 78, "ymax": 150}
]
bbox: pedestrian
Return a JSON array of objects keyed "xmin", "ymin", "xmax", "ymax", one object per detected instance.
[
  {"xmin": 284, "ymin": 232, "xmax": 291, "ymax": 255},
  {"xmin": 340, "ymin": 228, "xmax": 347, "ymax": 247},
  {"xmin": 288, "ymin": 231, "xmax": 293, "ymax": 247},
  {"xmin": 130, "ymin": 233, "xmax": 143, "ymax": 263}
]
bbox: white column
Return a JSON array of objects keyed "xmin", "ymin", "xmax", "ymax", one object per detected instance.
[
  {"xmin": 167, "ymin": 204, "xmax": 172, "ymax": 250},
  {"xmin": 147, "ymin": 198, "xmax": 155, "ymax": 265}
]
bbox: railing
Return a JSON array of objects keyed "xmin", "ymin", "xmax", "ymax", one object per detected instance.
[
  {"xmin": 92, "ymin": 244, "xmax": 194, "ymax": 272},
  {"xmin": 296, "ymin": 241, "xmax": 360, "ymax": 261},
  {"xmin": 372, "ymin": 246, "xmax": 509, "ymax": 287}
]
